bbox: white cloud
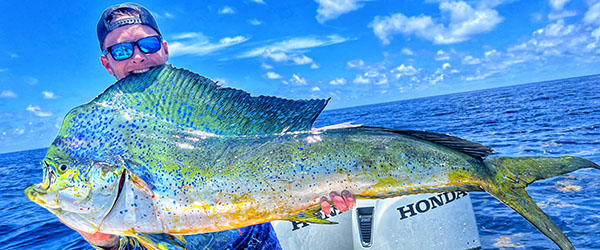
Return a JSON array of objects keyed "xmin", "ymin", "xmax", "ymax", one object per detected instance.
[
  {"xmin": 592, "ymin": 27, "xmax": 600, "ymax": 41},
  {"xmin": 261, "ymin": 63, "xmax": 273, "ymax": 69},
  {"xmin": 402, "ymin": 48, "xmax": 415, "ymax": 55},
  {"xmin": 462, "ymin": 55, "xmax": 481, "ymax": 64},
  {"xmin": 466, "ymin": 71, "xmax": 499, "ymax": 81},
  {"xmin": 26, "ymin": 77, "xmax": 38, "ymax": 85},
  {"xmin": 290, "ymin": 74, "xmax": 307, "ymax": 85},
  {"xmin": 169, "ymin": 33, "xmax": 249, "ymax": 56},
  {"xmin": 15, "ymin": 128, "xmax": 24, "ymax": 135},
  {"xmin": 549, "ymin": 0, "xmax": 570, "ymax": 11},
  {"xmin": 265, "ymin": 72, "xmax": 282, "ymax": 79},
  {"xmin": 42, "ymin": 91, "xmax": 56, "ymax": 99},
  {"xmin": 391, "ymin": 64, "xmax": 418, "ymax": 77},
  {"xmin": 8, "ymin": 53, "xmax": 18, "ymax": 58},
  {"xmin": 315, "ymin": 0, "xmax": 368, "ymax": 23},
  {"xmin": 584, "ymin": 2, "xmax": 600, "ymax": 25},
  {"xmin": 0, "ymin": 68, "xmax": 7, "ymax": 72},
  {"xmin": 311, "ymin": 86, "xmax": 321, "ymax": 91},
  {"xmin": 485, "ymin": 49, "xmax": 498, "ymax": 57},
  {"xmin": 241, "ymin": 35, "xmax": 350, "ymax": 66},
  {"xmin": 26, "ymin": 105, "xmax": 52, "ymax": 117},
  {"xmin": 260, "ymin": 50, "xmax": 315, "ymax": 66},
  {"xmin": 375, "ymin": 78, "xmax": 388, "ymax": 85},
  {"xmin": 292, "ymin": 55, "xmax": 314, "ymax": 65},
  {"xmin": 442, "ymin": 62, "xmax": 451, "ymax": 69},
  {"xmin": 370, "ymin": 1, "xmax": 503, "ymax": 45},
  {"xmin": 353, "ymin": 75, "xmax": 370, "ymax": 84},
  {"xmin": 426, "ymin": 74, "xmax": 445, "ymax": 85},
  {"xmin": 249, "ymin": 19, "xmax": 262, "ymax": 25},
  {"xmin": 219, "ymin": 6, "xmax": 235, "ymax": 15},
  {"xmin": 251, "ymin": 0, "xmax": 266, "ymax": 4},
  {"xmin": 329, "ymin": 78, "xmax": 347, "ymax": 85},
  {"xmin": 435, "ymin": 50, "xmax": 450, "ymax": 61},
  {"xmin": 347, "ymin": 59, "xmax": 365, "ymax": 68},
  {"xmin": 0, "ymin": 90, "xmax": 17, "ymax": 98},
  {"xmin": 548, "ymin": 10, "xmax": 577, "ymax": 20},
  {"xmin": 241, "ymin": 35, "xmax": 350, "ymax": 58},
  {"xmin": 542, "ymin": 19, "xmax": 575, "ymax": 37}
]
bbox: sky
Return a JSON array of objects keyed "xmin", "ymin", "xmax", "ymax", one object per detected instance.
[{"xmin": 1, "ymin": 0, "xmax": 600, "ymax": 153}]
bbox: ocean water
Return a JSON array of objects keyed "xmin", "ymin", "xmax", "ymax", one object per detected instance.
[{"xmin": 1, "ymin": 75, "xmax": 599, "ymax": 249}]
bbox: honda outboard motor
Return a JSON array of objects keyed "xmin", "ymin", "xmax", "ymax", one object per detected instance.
[{"xmin": 272, "ymin": 192, "xmax": 481, "ymax": 249}]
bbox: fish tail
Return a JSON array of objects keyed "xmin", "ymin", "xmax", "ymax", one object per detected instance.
[{"xmin": 482, "ymin": 156, "xmax": 598, "ymax": 250}]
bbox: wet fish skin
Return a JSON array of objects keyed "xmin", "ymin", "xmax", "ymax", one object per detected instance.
[
  {"xmin": 29, "ymin": 125, "xmax": 597, "ymax": 250},
  {"xmin": 23, "ymin": 65, "xmax": 598, "ymax": 250}
]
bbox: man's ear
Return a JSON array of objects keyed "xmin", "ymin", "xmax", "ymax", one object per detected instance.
[
  {"xmin": 162, "ymin": 40, "xmax": 169, "ymax": 61},
  {"xmin": 100, "ymin": 56, "xmax": 115, "ymax": 76}
]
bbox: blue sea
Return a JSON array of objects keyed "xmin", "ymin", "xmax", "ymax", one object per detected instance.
[{"xmin": 1, "ymin": 75, "xmax": 599, "ymax": 249}]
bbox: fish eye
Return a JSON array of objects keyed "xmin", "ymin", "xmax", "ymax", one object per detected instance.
[{"xmin": 59, "ymin": 164, "xmax": 68, "ymax": 172}]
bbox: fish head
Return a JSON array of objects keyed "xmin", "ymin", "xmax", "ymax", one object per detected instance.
[{"xmin": 25, "ymin": 144, "xmax": 127, "ymax": 233}]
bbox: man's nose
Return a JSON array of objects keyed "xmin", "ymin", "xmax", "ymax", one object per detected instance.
[{"xmin": 130, "ymin": 46, "xmax": 146, "ymax": 63}]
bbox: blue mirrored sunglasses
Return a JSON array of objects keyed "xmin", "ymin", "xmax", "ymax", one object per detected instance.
[{"xmin": 103, "ymin": 36, "xmax": 162, "ymax": 61}]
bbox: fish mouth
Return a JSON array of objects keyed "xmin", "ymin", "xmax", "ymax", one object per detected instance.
[
  {"xmin": 25, "ymin": 161, "xmax": 57, "ymax": 204},
  {"xmin": 44, "ymin": 162, "xmax": 57, "ymax": 188}
]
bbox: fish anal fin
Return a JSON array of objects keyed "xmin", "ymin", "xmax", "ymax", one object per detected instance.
[
  {"xmin": 286, "ymin": 205, "xmax": 338, "ymax": 225},
  {"xmin": 173, "ymin": 235, "xmax": 187, "ymax": 244},
  {"xmin": 133, "ymin": 233, "xmax": 188, "ymax": 250}
]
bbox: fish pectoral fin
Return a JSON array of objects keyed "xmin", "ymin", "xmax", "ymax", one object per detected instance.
[
  {"xmin": 128, "ymin": 171, "xmax": 154, "ymax": 195},
  {"xmin": 285, "ymin": 205, "xmax": 338, "ymax": 224},
  {"xmin": 133, "ymin": 233, "xmax": 188, "ymax": 250}
]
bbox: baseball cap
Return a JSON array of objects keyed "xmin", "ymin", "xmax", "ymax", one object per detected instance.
[{"xmin": 97, "ymin": 3, "xmax": 162, "ymax": 51}]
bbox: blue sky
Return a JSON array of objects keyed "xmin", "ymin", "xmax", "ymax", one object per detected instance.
[{"xmin": 1, "ymin": 0, "xmax": 600, "ymax": 153}]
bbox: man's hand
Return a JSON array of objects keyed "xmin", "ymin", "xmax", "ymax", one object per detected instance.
[
  {"xmin": 59, "ymin": 219, "xmax": 120, "ymax": 250},
  {"xmin": 320, "ymin": 190, "xmax": 355, "ymax": 215}
]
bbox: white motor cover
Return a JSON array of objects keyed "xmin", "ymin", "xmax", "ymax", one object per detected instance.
[{"xmin": 271, "ymin": 191, "xmax": 481, "ymax": 250}]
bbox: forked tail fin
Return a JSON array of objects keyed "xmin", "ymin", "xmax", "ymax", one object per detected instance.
[{"xmin": 482, "ymin": 156, "xmax": 599, "ymax": 250}]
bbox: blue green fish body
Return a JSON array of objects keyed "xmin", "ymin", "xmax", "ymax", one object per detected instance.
[{"xmin": 25, "ymin": 65, "xmax": 598, "ymax": 250}]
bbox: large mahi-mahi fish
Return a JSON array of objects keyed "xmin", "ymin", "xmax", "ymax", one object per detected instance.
[{"xmin": 25, "ymin": 65, "xmax": 598, "ymax": 250}]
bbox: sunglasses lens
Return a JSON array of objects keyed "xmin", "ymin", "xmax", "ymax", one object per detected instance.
[
  {"xmin": 137, "ymin": 36, "xmax": 161, "ymax": 54},
  {"xmin": 110, "ymin": 43, "xmax": 134, "ymax": 61}
]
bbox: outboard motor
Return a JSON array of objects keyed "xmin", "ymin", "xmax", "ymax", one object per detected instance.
[{"xmin": 272, "ymin": 192, "xmax": 481, "ymax": 249}]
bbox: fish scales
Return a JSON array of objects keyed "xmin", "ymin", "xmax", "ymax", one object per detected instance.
[
  {"xmin": 99, "ymin": 126, "xmax": 479, "ymax": 234},
  {"xmin": 25, "ymin": 65, "xmax": 599, "ymax": 250}
]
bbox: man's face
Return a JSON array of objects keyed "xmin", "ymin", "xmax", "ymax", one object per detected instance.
[{"xmin": 100, "ymin": 24, "xmax": 169, "ymax": 80}]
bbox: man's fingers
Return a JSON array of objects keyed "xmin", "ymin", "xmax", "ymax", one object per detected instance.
[
  {"xmin": 331, "ymin": 191, "xmax": 348, "ymax": 212},
  {"xmin": 341, "ymin": 190, "xmax": 356, "ymax": 209},
  {"xmin": 320, "ymin": 196, "xmax": 331, "ymax": 215}
]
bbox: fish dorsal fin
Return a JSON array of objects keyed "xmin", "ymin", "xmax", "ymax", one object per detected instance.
[
  {"xmin": 361, "ymin": 126, "xmax": 494, "ymax": 159},
  {"xmin": 94, "ymin": 64, "xmax": 329, "ymax": 135}
]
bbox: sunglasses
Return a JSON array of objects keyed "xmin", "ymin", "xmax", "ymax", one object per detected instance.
[{"xmin": 103, "ymin": 36, "xmax": 162, "ymax": 61}]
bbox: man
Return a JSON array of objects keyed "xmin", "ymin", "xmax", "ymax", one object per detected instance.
[{"xmin": 68, "ymin": 3, "xmax": 355, "ymax": 250}]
